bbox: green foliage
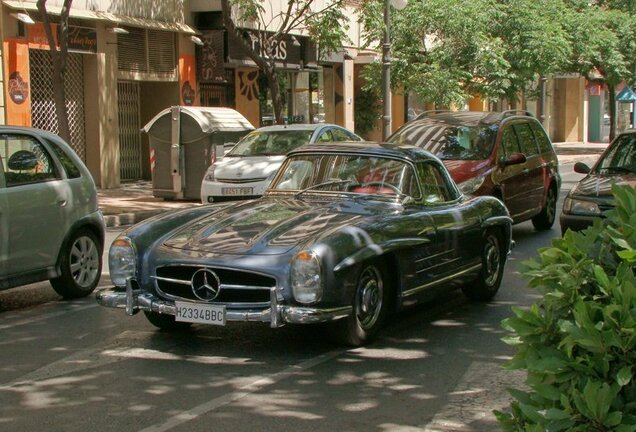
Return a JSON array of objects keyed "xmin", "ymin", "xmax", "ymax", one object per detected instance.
[
  {"xmin": 496, "ymin": 184, "xmax": 636, "ymax": 431},
  {"xmin": 354, "ymin": 82, "xmax": 381, "ymax": 137}
]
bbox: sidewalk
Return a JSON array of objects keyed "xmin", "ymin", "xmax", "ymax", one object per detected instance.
[{"xmin": 98, "ymin": 141, "xmax": 609, "ymax": 228}]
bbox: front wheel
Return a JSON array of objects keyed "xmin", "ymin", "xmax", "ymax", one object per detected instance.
[
  {"xmin": 532, "ymin": 185, "xmax": 557, "ymax": 230},
  {"xmin": 462, "ymin": 231, "xmax": 505, "ymax": 302},
  {"xmin": 331, "ymin": 261, "xmax": 389, "ymax": 346},
  {"xmin": 144, "ymin": 311, "xmax": 192, "ymax": 331},
  {"xmin": 50, "ymin": 229, "xmax": 103, "ymax": 299}
]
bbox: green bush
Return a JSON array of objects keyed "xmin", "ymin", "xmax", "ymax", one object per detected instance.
[{"xmin": 496, "ymin": 184, "xmax": 636, "ymax": 432}]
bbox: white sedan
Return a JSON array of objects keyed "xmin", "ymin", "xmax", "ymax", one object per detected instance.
[{"xmin": 200, "ymin": 123, "xmax": 362, "ymax": 203}]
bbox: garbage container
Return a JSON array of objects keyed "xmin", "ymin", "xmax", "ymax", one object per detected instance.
[{"xmin": 142, "ymin": 106, "xmax": 254, "ymax": 200}]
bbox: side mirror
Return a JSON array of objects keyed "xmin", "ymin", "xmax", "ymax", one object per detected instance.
[
  {"xmin": 8, "ymin": 150, "xmax": 38, "ymax": 171},
  {"xmin": 502, "ymin": 152, "xmax": 527, "ymax": 167},
  {"xmin": 573, "ymin": 162, "xmax": 591, "ymax": 174}
]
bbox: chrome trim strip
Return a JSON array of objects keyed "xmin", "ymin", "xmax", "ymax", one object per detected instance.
[
  {"xmin": 96, "ymin": 286, "xmax": 352, "ymax": 328},
  {"xmin": 151, "ymin": 275, "xmax": 273, "ymax": 292},
  {"xmin": 414, "ymin": 249, "xmax": 452, "ymax": 264},
  {"xmin": 215, "ymin": 177, "xmax": 267, "ymax": 184},
  {"xmin": 151, "ymin": 275, "xmax": 191, "ymax": 285},
  {"xmin": 402, "ymin": 264, "xmax": 481, "ymax": 298}
]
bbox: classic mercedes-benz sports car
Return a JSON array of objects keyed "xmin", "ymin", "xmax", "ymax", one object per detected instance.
[{"xmin": 97, "ymin": 143, "xmax": 513, "ymax": 346}]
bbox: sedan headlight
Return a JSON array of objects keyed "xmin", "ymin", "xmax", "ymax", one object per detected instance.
[
  {"xmin": 563, "ymin": 196, "xmax": 601, "ymax": 216},
  {"xmin": 109, "ymin": 237, "xmax": 136, "ymax": 287},
  {"xmin": 458, "ymin": 176, "xmax": 485, "ymax": 195},
  {"xmin": 203, "ymin": 165, "xmax": 215, "ymax": 181},
  {"xmin": 290, "ymin": 250, "xmax": 322, "ymax": 304}
]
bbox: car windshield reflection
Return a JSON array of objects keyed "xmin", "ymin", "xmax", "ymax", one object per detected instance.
[
  {"xmin": 269, "ymin": 153, "xmax": 420, "ymax": 199},
  {"xmin": 594, "ymin": 133, "xmax": 636, "ymax": 175},
  {"xmin": 227, "ymin": 130, "xmax": 314, "ymax": 157}
]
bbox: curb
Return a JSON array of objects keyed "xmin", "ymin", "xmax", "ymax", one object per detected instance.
[{"xmin": 102, "ymin": 209, "xmax": 166, "ymax": 228}]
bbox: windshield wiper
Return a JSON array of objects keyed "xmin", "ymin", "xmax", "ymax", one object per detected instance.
[
  {"xmin": 294, "ymin": 179, "xmax": 353, "ymax": 198},
  {"xmin": 599, "ymin": 166, "xmax": 636, "ymax": 174}
]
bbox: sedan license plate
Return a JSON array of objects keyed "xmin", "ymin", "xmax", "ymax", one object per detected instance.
[
  {"xmin": 222, "ymin": 187, "xmax": 253, "ymax": 196},
  {"xmin": 175, "ymin": 302, "xmax": 226, "ymax": 325}
]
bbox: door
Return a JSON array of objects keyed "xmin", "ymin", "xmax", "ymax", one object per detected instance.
[
  {"xmin": 494, "ymin": 124, "xmax": 527, "ymax": 219},
  {"xmin": 514, "ymin": 121, "xmax": 545, "ymax": 218},
  {"xmin": 1, "ymin": 133, "xmax": 70, "ymax": 274},
  {"xmin": 118, "ymin": 81, "xmax": 143, "ymax": 180}
]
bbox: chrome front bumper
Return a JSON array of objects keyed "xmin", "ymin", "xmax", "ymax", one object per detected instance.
[{"xmin": 96, "ymin": 280, "xmax": 352, "ymax": 328}]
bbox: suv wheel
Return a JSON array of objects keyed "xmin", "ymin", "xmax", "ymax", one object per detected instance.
[{"xmin": 532, "ymin": 184, "xmax": 557, "ymax": 230}]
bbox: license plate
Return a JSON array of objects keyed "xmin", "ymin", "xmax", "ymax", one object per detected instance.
[
  {"xmin": 222, "ymin": 187, "xmax": 253, "ymax": 196},
  {"xmin": 175, "ymin": 301, "xmax": 226, "ymax": 325}
]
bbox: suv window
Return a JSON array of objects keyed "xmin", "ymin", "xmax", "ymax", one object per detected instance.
[
  {"xmin": 514, "ymin": 123, "xmax": 539, "ymax": 157},
  {"xmin": 46, "ymin": 138, "xmax": 81, "ymax": 179},
  {"xmin": 501, "ymin": 126, "xmax": 521, "ymax": 157},
  {"xmin": 528, "ymin": 121, "xmax": 553, "ymax": 154},
  {"xmin": 316, "ymin": 130, "xmax": 333, "ymax": 143},
  {"xmin": 0, "ymin": 134, "xmax": 59, "ymax": 187}
]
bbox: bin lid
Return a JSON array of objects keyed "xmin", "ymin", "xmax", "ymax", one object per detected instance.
[{"xmin": 142, "ymin": 106, "xmax": 254, "ymax": 134}]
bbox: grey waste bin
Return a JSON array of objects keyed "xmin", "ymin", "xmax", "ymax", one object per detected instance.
[{"xmin": 142, "ymin": 106, "xmax": 254, "ymax": 200}]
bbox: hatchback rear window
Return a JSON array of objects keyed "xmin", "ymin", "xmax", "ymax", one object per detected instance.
[{"xmin": 388, "ymin": 121, "xmax": 498, "ymax": 160}]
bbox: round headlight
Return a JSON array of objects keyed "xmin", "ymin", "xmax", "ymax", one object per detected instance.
[
  {"xmin": 290, "ymin": 250, "xmax": 322, "ymax": 304},
  {"xmin": 109, "ymin": 237, "xmax": 136, "ymax": 287}
]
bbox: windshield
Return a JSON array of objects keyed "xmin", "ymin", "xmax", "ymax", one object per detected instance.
[
  {"xmin": 269, "ymin": 153, "xmax": 420, "ymax": 199},
  {"xmin": 388, "ymin": 122, "xmax": 497, "ymax": 160},
  {"xmin": 227, "ymin": 130, "xmax": 314, "ymax": 157},
  {"xmin": 594, "ymin": 133, "xmax": 636, "ymax": 175}
]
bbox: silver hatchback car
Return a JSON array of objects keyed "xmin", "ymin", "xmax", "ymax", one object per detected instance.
[{"xmin": 0, "ymin": 127, "xmax": 105, "ymax": 298}]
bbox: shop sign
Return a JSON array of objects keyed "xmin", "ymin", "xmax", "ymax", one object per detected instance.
[
  {"xmin": 28, "ymin": 23, "xmax": 97, "ymax": 54},
  {"xmin": 198, "ymin": 30, "xmax": 226, "ymax": 83},
  {"xmin": 3, "ymin": 39, "xmax": 32, "ymax": 126},
  {"xmin": 227, "ymin": 29, "xmax": 316, "ymax": 69}
]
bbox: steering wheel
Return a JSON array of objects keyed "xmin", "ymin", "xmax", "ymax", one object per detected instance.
[{"xmin": 361, "ymin": 181, "xmax": 401, "ymax": 194}]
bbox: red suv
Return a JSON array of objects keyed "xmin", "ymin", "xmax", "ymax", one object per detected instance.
[{"xmin": 388, "ymin": 110, "xmax": 560, "ymax": 229}]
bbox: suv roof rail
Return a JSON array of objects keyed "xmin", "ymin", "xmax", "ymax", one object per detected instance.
[
  {"xmin": 500, "ymin": 109, "xmax": 534, "ymax": 119},
  {"xmin": 414, "ymin": 109, "xmax": 453, "ymax": 120}
]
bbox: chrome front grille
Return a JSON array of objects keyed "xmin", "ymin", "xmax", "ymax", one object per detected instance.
[
  {"xmin": 215, "ymin": 177, "xmax": 267, "ymax": 184},
  {"xmin": 152, "ymin": 265, "xmax": 275, "ymax": 308}
]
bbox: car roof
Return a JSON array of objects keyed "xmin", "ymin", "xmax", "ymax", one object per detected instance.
[
  {"xmin": 410, "ymin": 110, "xmax": 535, "ymax": 127},
  {"xmin": 288, "ymin": 141, "xmax": 441, "ymax": 163},
  {"xmin": 254, "ymin": 123, "xmax": 338, "ymax": 132}
]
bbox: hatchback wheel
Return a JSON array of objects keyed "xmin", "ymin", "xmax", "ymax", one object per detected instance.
[
  {"xmin": 50, "ymin": 229, "xmax": 102, "ymax": 299},
  {"xmin": 532, "ymin": 185, "xmax": 557, "ymax": 230}
]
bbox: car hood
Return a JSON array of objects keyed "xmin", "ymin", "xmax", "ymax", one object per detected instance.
[
  {"xmin": 571, "ymin": 174, "xmax": 636, "ymax": 201},
  {"xmin": 215, "ymin": 155, "xmax": 285, "ymax": 180},
  {"xmin": 162, "ymin": 197, "xmax": 391, "ymax": 255},
  {"xmin": 442, "ymin": 159, "xmax": 491, "ymax": 183}
]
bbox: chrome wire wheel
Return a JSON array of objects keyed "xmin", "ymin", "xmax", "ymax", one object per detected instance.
[
  {"xmin": 483, "ymin": 234, "xmax": 501, "ymax": 287},
  {"xmin": 355, "ymin": 265, "xmax": 384, "ymax": 330},
  {"xmin": 69, "ymin": 235, "xmax": 100, "ymax": 288}
]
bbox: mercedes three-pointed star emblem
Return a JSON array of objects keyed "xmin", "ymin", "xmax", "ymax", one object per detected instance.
[{"xmin": 191, "ymin": 268, "xmax": 221, "ymax": 301}]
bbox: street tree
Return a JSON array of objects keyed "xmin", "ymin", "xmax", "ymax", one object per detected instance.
[
  {"xmin": 220, "ymin": 0, "xmax": 349, "ymax": 124},
  {"xmin": 358, "ymin": 0, "xmax": 570, "ymax": 111},
  {"xmin": 36, "ymin": 0, "xmax": 72, "ymax": 144},
  {"xmin": 563, "ymin": 0, "xmax": 636, "ymax": 140}
]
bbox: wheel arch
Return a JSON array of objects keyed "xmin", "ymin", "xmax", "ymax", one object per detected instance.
[{"xmin": 55, "ymin": 217, "xmax": 105, "ymax": 272}]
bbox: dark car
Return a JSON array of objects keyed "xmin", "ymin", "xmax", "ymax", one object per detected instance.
[
  {"xmin": 388, "ymin": 110, "xmax": 561, "ymax": 229},
  {"xmin": 0, "ymin": 126, "xmax": 105, "ymax": 298},
  {"xmin": 97, "ymin": 143, "xmax": 513, "ymax": 346},
  {"xmin": 560, "ymin": 130, "xmax": 636, "ymax": 234}
]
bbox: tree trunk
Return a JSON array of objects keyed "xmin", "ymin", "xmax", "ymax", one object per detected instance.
[
  {"xmin": 37, "ymin": 0, "xmax": 72, "ymax": 144},
  {"xmin": 265, "ymin": 67, "xmax": 285, "ymax": 124},
  {"xmin": 608, "ymin": 83, "xmax": 617, "ymax": 142}
]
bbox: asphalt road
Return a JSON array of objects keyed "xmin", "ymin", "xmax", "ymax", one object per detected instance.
[{"xmin": 0, "ymin": 161, "xmax": 592, "ymax": 432}]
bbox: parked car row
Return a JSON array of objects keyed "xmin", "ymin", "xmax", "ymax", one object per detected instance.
[{"xmin": 4, "ymin": 112, "xmax": 628, "ymax": 347}]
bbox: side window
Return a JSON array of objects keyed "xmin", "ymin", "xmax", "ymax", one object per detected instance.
[
  {"xmin": 514, "ymin": 123, "xmax": 539, "ymax": 157},
  {"xmin": 0, "ymin": 134, "xmax": 60, "ymax": 187},
  {"xmin": 316, "ymin": 130, "xmax": 333, "ymax": 143},
  {"xmin": 416, "ymin": 161, "xmax": 456, "ymax": 204},
  {"xmin": 529, "ymin": 121, "xmax": 553, "ymax": 154},
  {"xmin": 332, "ymin": 128, "xmax": 359, "ymax": 141},
  {"xmin": 501, "ymin": 126, "xmax": 521, "ymax": 158},
  {"xmin": 46, "ymin": 138, "xmax": 81, "ymax": 179}
]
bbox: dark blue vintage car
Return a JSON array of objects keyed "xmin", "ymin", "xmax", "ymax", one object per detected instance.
[{"xmin": 97, "ymin": 143, "xmax": 513, "ymax": 346}]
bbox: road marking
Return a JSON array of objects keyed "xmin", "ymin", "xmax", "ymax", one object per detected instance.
[
  {"xmin": 420, "ymin": 361, "xmax": 526, "ymax": 431},
  {"xmin": 139, "ymin": 349, "xmax": 345, "ymax": 432}
]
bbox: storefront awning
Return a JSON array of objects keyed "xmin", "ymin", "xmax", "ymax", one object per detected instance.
[
  {"xmin": 2, "ymin": 1, "xmax": 197, "ymax": 34},
  {"xmin": 617, "ymin": 86, "xmax": 636, "ymax": 102}
]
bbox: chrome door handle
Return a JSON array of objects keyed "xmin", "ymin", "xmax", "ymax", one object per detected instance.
[{"xmin": 57, "ymin": 200, "xmax": 67, "ymax": 207}]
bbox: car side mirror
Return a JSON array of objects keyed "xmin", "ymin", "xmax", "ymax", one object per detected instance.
[
  {"xmin": 501, "ymin": 152, "xmax": 526, "ymax": 167},
  {"xmin": 573, "ymin": 161, "xmax": 591, "ymax": 174},
  {"xmin": 8, "ymin": 150, "xmax": 38, "ymax": 171}
]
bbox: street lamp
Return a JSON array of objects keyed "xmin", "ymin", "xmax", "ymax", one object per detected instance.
[{"xmin": 382, "ymin": 0, "xmax": 407, "ymax": 141}]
